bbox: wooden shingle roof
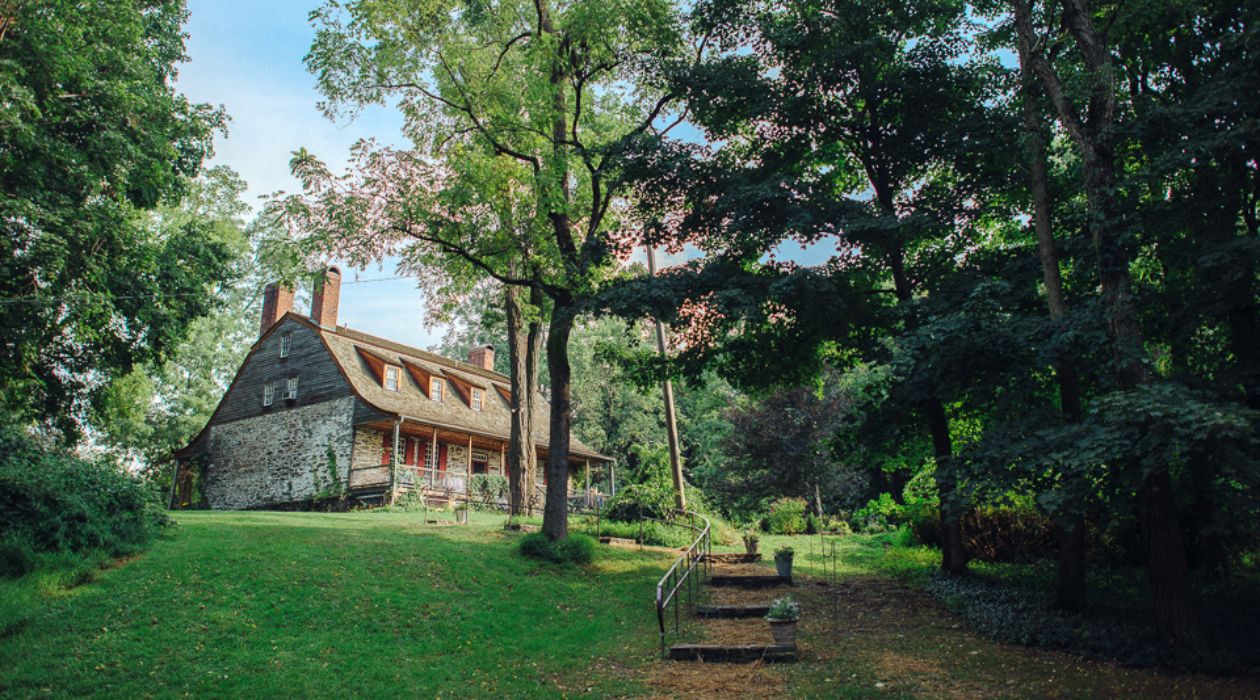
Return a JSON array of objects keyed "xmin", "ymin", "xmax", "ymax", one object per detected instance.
[{"xmin": 314, "ymin": 316, "xmax": 611, "ymax": 462}]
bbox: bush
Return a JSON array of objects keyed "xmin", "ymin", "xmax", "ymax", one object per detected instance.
[
  {"xmin": 0, "ymin": 425, "xmax": 170, "ymax": 558},
  {"xmin": 0, "ymin": 539, "xmax": 35, "ymax": 578},
  {"xmin": 910, "ymin": 506, "xmax": 1055, "ymax": 563},
  {"xmin": 518, "ymin": 532, "xmax": 596, "ymax": 564},
  {"xmin": 767, "ymin": 497, "xmax": 808, "ymax": 535},
  {"xmin": 469, "ymin": 473, "xmax": 508, "ymax": 503},
  {"xmin": 602, "ymin": 481, "xmax": 676, "ymax": 522}
]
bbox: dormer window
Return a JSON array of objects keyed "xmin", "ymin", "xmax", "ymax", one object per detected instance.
[
  {"xmin": 384, "ymin": 365, "xmax": 400, "ymax": 392},
  {"xmin": 430, "ymin": 377, "xmax": 444, "ymax": 402},
  {"xmin": 279, "ymin": 332, "xmax": 292, "ymax": 358},
  {"xmin": 471, "ymin": 388, "xmax": 484, "ymax": 411},
  {"xmin": 285, "ymin": 376, "xmax": 299, "ymax": 400},
  {"xmin": 263, "ymin": 383, "xmax": 274, "ymax": 406}
]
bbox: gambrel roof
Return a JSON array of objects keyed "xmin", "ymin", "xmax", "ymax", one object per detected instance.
[{"xmin": 182, "ymin": 312, "xmax": 610, "ymax": 462}]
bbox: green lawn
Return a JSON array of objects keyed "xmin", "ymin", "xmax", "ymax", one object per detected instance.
[
  {"xmin": 7, "ymin": 512, "xmax": 1258, "ymax": 699},
  {"xmin": 0, "ymin": 510, "xmax": 673, "ymax": 699}
]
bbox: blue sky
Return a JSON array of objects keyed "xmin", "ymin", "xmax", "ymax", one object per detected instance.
[
  {"xmin": 176, "ymin": 0, "xmax": 439, "ymax": 347},
  {"xmin": 174, "ymin": 0, "xmax": 834, "ymax": 349}
]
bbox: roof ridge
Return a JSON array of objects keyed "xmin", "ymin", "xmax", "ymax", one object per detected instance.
[{"xmin": 324, "ymin": 322, "xmax": 509, "ymax": 383}]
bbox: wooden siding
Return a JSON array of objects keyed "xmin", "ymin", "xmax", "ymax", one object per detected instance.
[{"xmin": 205, "ymin": 317, "xmax": 354, "ymax": 427}]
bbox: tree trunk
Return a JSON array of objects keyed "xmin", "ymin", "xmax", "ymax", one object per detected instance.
[
  {"xmin": 1015, "ymin": 0, "xmax": 1203, "ymax": 644},
  {"xmin": 524, "ymin": 284, "xmax": 544, "ymax": 515},
  {"xmin": 541, "ymin": 302, "xmax": 575, "ymax": 540},
  {"xmin": 1018, "ymin": 53, "xmax": 1087, "ymax": 610},
  {"xmin": 873, "ymin": 184, "xmax": 967, "ymax": 575},
  {"xmin": 925, "ymin": 398, "xmax": 966, "ymax": 574},
  {"xmin": 506, "ymin": 283, "xmax": 531, "ymax": 517}
]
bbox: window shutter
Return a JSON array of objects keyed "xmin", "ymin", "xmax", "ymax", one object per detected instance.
[
  {"xmin": 380, "ymin": 432, "xmax": 391, "ymax": 465},
  {"xmin": 438, "ymin": 444, "xmax": 448, "ymax": 472},
  {"xmin": 404, "ymin": 438, "xmax": 415, "ymax": 465}
]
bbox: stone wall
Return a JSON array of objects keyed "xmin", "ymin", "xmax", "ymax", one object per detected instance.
[{"xmin": 202, "ymin": 396, "xmax": 355, "ymax": 509}]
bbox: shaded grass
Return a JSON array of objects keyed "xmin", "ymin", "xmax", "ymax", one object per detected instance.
[{"xmin": 0, "ymin": 510, "xmax": 674, "ymax": 698}]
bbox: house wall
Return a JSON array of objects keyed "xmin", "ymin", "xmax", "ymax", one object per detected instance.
[
  {"xmin": 212, "ymin": 317, "xmax": 352, "ymax": 426},
  {"xmin": 201, "ymin": 396, "xmax": 356, "ymax": 509}
]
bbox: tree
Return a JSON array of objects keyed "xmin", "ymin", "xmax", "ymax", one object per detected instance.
[
  {"xmin": 613, "ymin": 0, "xmax": 1001, "ymax": 572},
  {"xmin": 1012, "ymin": 0, "xmax": 1202, "ymax": 646},
  {"xmin": 0, "ymin": 0, "xmax": 227, "ymax": 440},
  {"xmin": 719, "ymin": 371, "xmax": 869, "ymax": 519},
  {"xmin": 90, "ymin": 167, "xmax": 263, "ymax": 484},
  {"xmin": 290, "ymin": 0, "xmax": 692, "ymax": 538}
]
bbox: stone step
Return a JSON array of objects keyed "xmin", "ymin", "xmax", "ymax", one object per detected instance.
[
  {"xmin": 708, "ymin": 574, "xmax": 792, "ymax": 588},
  {"xmin": 703, "ymin": 553, "xmax": 762, "ymax": 564},
  {"xmin": 695, "ymin": 604, "xmax": 771, "ymax": 619},
  {"xmin": 599, "ymin": 536, "xmax": 637, "ymax": 546},
  {"xmin": 668, "ymin": 644, "xmax": 797, "ymax": 663}
]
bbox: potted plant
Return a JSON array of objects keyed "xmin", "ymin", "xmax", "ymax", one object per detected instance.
[
  {"xmin": 765, "ymin": 595, "xmax": 800, "ymax": 646},
  {"xmin": 774, "ymin": 545, "xmax": 794, "ymax": 578},
  {"xmin": 454, "ymin": 501, "xmax": 469, "ymax": 524},
  {"xmin": 742, "ymin": 530, "xmax": 760, "ymax": 555}
]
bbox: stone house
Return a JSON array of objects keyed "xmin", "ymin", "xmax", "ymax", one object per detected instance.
[{"xmin": 172, "ymin": 266, "xmax": 611, "ymax": 509}]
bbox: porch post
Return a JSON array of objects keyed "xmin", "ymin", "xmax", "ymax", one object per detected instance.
[
  {"xmin": 391, "ymin": 418, "xmax": 401, "ymax": 505},
  {"xmin": 430, "ymin": 425, "xmax": 438, "ymax": 487},
  {"xmin": 585, "ymin": 459, "xmax": 591, "ymax": 508},
  {"xmin": 167, "ymin": 460, "xmax": 181, "ymax": 510}
]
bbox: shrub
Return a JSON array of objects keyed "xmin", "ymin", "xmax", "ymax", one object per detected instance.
[
  {"xmin": 469, "ymin": 474, "xmax": 508, "ymax": 503},
  {"xmin": 570, "ymin": 517, "xmax": 693, "ymax": 548},
  {"xmin": 767, "ymin": 497, "xmax": 808, "ymax": 535},
  {"xmin": 0, "ymin": 425, "xmax": 170, "ymax": 558},
  {"xmin": 602, "ymin": 481, "xmax": 676, "ymax": 522},
  {"xmin": 909, "ymin": 506, "xmax": 1055, "ymax": 562},
  {"xmin": 0, "ymin": 539, "xmax": 35, "ymax": 579},
  {"xmin": 518, "ymin": 532, "xmax": 596, "ymax": 564},
  {"xmin": 774, "ymin": 545, "xmax": 794, "ymax": 559}
]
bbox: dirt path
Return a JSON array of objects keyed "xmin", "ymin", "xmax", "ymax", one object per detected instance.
[{"xmin": 641, "ymin": 565, "xmax": 1260, "ymax": 699}]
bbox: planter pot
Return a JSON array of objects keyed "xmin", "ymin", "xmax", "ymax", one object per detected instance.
[
  {"xmin": 767, "ymin": 618, "xmax": 798, "ymax": 646},
  {"xmin": 455, "ymin": 508, "xmax": 469, "ymax": 524},
  {"xmin": 774, "ymin": 555, "xmax": 793, "ymax": 578}
]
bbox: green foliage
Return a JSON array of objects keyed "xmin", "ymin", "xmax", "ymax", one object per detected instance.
[
  {"xmin": 767, "ymin": 497, "xmax": 808, "ymax": 535},
  {"xmin": 0, "ymin": 426, "xmax": 170, "ymax": 558},
  {"xmin": 0, "ymin": 0, "xmax": 228, "ymax": 439},
  {"xmin": 570, "ymin": 518, "xmax": 693, "ymax": 548},
  {"xmin": 0, "ymin": 539, "xmax": 35, "ymax": 579},
  {"xmin": 518, "ymin": 533, "xmax": 596, "ymax": 565},
  {"xmin": 602, "ymin": 482, "xmax": 676, "ymax": 523},
  {"xmin": 774, "ymin": 546, "xmax": 794, "ymax": 559},
  {"xmin": 89, "ymin": 166, "xmax": 265, "ymax": 481},
  {"xmin": 469, "ymin": 474, "xmax": 509, "ymax": 503}
]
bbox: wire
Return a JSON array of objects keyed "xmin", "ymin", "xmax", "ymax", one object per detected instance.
[{"xmin": 0, "ymin": 275, "xmax": 413, "ymax": 305}]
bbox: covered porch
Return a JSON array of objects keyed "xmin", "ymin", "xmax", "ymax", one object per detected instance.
[{"xmin": 346, "ymin": 416, "xmax": 609, "ymax": 506}]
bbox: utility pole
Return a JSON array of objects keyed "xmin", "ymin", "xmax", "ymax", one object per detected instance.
[{"xmin": 647, "ymin": 246, "xmax": 686, "ymax": 510}]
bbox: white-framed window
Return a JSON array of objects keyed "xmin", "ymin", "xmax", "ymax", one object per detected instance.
[
  {"xmin": 471, "ymin": 387, "xmax": 484, "ymax": 411},
  {"xmin": 263, "ymin": 383, "xmax": 275, "ymax": 406},
  {"xmin": 279, "ymin": 332, "xmax": 292, "ymax": 358},
  {"xmin": 422, "ymin": 442, "xmax": 435, "ymax": 469},
  {"xmin": 285, "ymin": 376, "xmax": 299, "ymax": 400},
  {"xmin": 430, "ymin": 377, "xmax": 444, "ymax": 402},
  {"xmin": 384, "ymin": 365, "xmax": 400, "ymax": 392}
]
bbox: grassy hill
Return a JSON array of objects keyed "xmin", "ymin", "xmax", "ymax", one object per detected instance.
[{"xmin": 0, "ymin": 511, "xmax": 673, "ymax": 698}]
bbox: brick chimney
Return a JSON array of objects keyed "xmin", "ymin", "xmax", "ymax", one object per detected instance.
[
  {"xmin": 468, "ymin": 344, "xmax": 495, "ymax": 371},
  {"xmin": 310, "ymin": 266, "xmax": 341, "ymax": 329},
  {"xmin": 259, "ymin": 282, "xmax": 294, "ymax": 337}
]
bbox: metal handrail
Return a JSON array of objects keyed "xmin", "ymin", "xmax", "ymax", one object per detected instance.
[{"xmin": 654, "ymin": 509, "xmax": 712, "ymax": 657}]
